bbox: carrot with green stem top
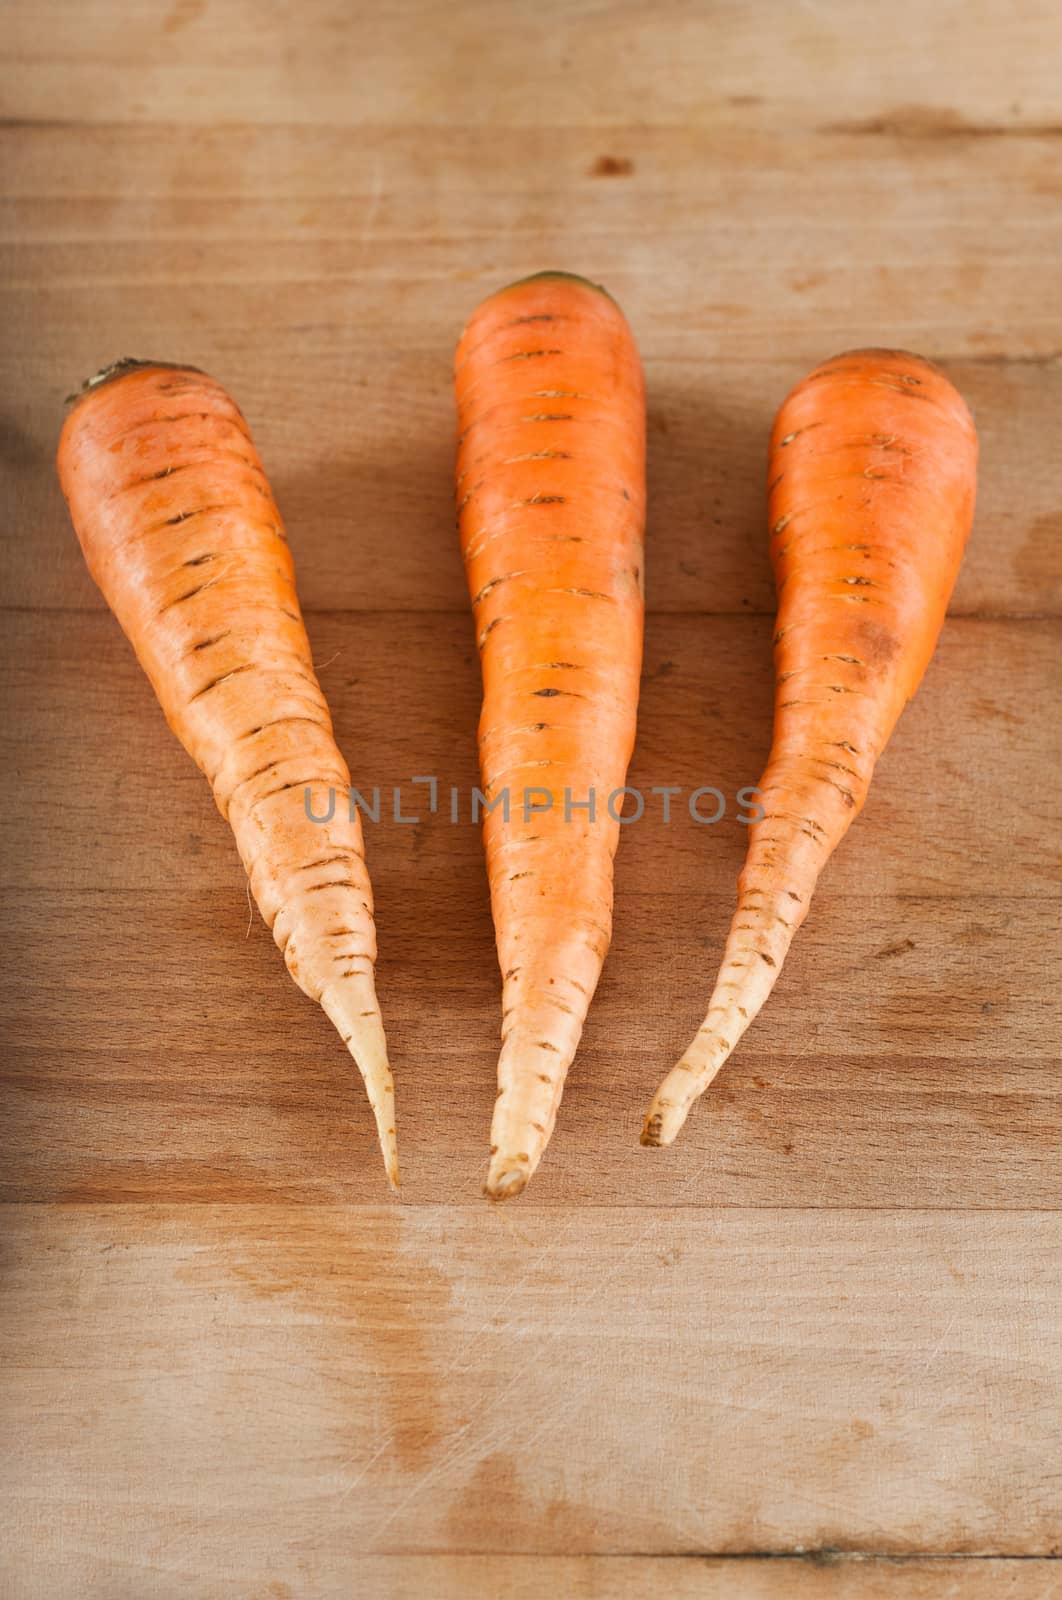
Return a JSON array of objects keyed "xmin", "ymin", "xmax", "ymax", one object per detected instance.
[
  {"xmin": 455, "ymin": 272, "xmax": 646, "ymax": 1199},
  {"xmin": 643, "ymin": 348, "xmax": 977, "ymax": 1148},
  {"xmin": 58, "ymin": 360, "xmax": 398, "ymax": 1187}
]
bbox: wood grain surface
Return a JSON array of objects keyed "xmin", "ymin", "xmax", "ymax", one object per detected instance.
[{"xmin": 2, "ymin": 1, "xmax": 1060, "ymax": 1596}]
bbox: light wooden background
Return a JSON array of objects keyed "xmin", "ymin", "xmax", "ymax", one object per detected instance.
[{"xmin": 2, "ymin": 3, "xmax": 1061, "ymax": 1596}]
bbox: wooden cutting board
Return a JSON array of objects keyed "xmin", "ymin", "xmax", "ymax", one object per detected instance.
[{"xmin": 2, "ymin": 2, "xmax": 1060, "ymax": 1595}]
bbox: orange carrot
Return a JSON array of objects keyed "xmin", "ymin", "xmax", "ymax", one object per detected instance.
[
  {"xmin": 643, "ymin": 348, "xmax": 978, "ymax": 1147},
  {"xmin": 455, "ymin": 273, "xmax": 646, "ymax": 1199},
  {"xmin": 57, "ymin": 360, "xmax": 398, "ymax": 1186}
]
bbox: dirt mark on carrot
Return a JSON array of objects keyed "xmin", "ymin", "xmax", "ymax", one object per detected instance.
[{"xmin": 851, "ymin": 615, "xmax": 901, "ymax": 670}]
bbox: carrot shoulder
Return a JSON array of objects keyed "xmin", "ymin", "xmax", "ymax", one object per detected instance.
[
  {"xmin": 57, "ymin": 360, "xmax": 398, "ymax": 1186},
  {"xmin": 643, "ymin": 348, "xmax": 978, "ymax": 1148},
  {"xmin": 455, "ymin": 273, "xmax": 646, "ymax": 1198}
]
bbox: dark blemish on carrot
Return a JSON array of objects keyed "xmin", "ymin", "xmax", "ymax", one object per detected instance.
[
  {"xmin": 502, "ymin": 450, "xmax": 572, "ymax": 464},
  {"xmin": 183, "ymin": 552, "xmax": 214, "ymax": 567},
  {"xmin": 257, "ymin": 777, "xmax": 333, "ymax": 803},
  {"xmin": 163, "ymin": 581, "xmax": 214, "ymax": 609},
  {"xmin": 523, "ymin": 494, "xmax": 567, "ymax": 505},
  {"xmin": 534, "ymin": 687, "xmax": 561, "ymax": 697},
  {"xmin": 521, "ymin": 413, "xmax": 574, "ymax": 422},
  {"xmin": 537, "ymin": 1042, "xmax": 561, "ymax": 1053},
  {"xmin": 238, "ymin": 761, "xmax": 278, "ymax": 787},
  {"xmin": 502, "ymin": 349, "xmax": 564, "ymax": 363},
  {"xmin": 853, "ymin": 616, "xmax": 901, "ymax": 668},
  {"xmin": 189, "ymin": 663, "xmax": 254, "ymax": 701},
  {"xmin": 471, "ymin": 573, "xmax": 517, "ymax": 606},
  {"xmin": 191, "ymin": 630, "xmax": 229, "ymax": 652}
]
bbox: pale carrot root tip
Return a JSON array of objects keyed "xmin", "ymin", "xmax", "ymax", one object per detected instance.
[
  {"xmin": 320, "ymin": 982, "xmax": 400, "ymax": 1190},
  {"xmin": 484, "ymin": 1166, "xmax": 530, "ymax": 1202},
  {"xmin": 640, "ymin": 1113, "xmax": 668, "ymax": 1148},
  {"xmin": 642, "ymin": 1093, "xmax": 691, "ymax": 1147}
]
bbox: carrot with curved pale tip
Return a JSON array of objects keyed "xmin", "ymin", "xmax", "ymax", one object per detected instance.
[
  {"xmin": 57, "ymin": 360, "xmax": 398, "ymax": 1187},
  {"xmin": 455, "ymin": 272, "xmax": 646, "ymax": 1199},
  {"xmin": 643, "ymin": 348, "xmax": 978, "ymax": 1148}
]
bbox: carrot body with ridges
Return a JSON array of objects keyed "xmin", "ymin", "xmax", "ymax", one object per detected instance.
[
  {"xmin": 58, "ymin": 360, "xmax": 398, "ymax": 1186},
  {"xmin": 644, "ymin": 348, "xmax": 977, "ymax": 1148},
  {"xmin": 455, "ymin": 273, "xmax": 646, "ymax": 1199}
]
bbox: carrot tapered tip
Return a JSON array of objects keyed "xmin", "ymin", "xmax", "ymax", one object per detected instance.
[
  {"xmin": 484, "ymin": 1157, "xmax": 532, "ymax": 1202},
  {"xmin": 369, "ymin": 1098, "xmax": 401, "ymax": 1193},
  {"xmin": 320, "ymin": 981, "xmax": 400, "ymax": 1193},
  {"xmin": 640, "ymin": 1095, "xmax": 692, "ymax": 1148}
]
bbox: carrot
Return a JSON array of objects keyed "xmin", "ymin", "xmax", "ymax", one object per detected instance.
[
  {"xmin": 643, "ymin": 348, "xmax": 978, "ymax": 1148},
  {"xmin": 57, "ymin": 360, "xmax": 398, "ymax": 1187},
  {"xmin": 455, "ymin": 272, "xmax": 646, "ymax": 1199}
]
